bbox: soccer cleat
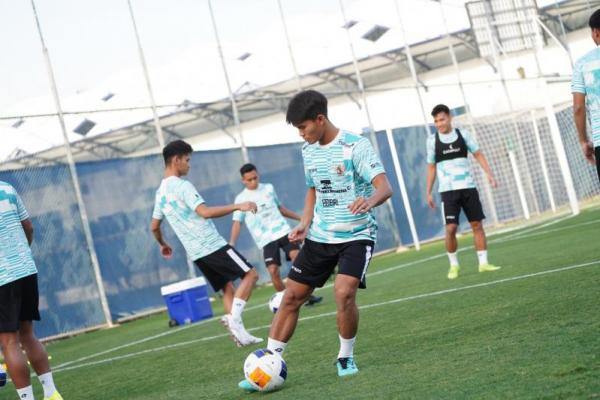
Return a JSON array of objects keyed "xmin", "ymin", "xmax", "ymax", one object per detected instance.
[
  {"xmin": 44, "ymin": 391, "xmax": 64, "ymax": 400},
  {"xmin": 336, "ymin": 357, "xmax": 359, "ymax": 377},
  {"xmin": 238, "ymin": 379, "xmax": 258, "ymax": 392},
  {"xmin": 240, "ymin": 330, "xmax": 264, "ymax": 346},
  {"xmin": 479, "ymin": 264, "xmax": 501, "ymax": 273},
  {"xmin": 304, "ymin": 295, "xmax": 323, "ymax": 306},
  {"xmin": 447, "ymin": 265, "xmax": 460, "ymax": 280},
  {"xmin": 222, "ymin": 314, "xmax": 263, "ymax": 347}
]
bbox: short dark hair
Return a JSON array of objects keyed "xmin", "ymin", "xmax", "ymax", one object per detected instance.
[
  {"xmin": 162, "ymin": 140, "xmax": 193, "ymax": 165},
  {"xmin": 431, "ymin": 104, "xmax": 451, "ymax": 117},
  {"xmin": 590, "ymin": 9, "xmax": 600, "ymax": 30},
  {"xmin": 240, "ymin": 163, "xmax": 257, "ymax": 176},
  {"xmin": 286, "ymin": 90, "xmax": 328, "ymax": 126}
]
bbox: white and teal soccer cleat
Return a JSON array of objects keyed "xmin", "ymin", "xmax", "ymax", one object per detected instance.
[
  {"xmin": 336, "ymin": 357, "xmax": 359, "ymax": 377},
  {"xmin": 238, "ymin": 379, "xmax": 258, "ymax": 392}
]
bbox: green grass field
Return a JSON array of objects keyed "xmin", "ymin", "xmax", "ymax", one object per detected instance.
[{"xmin": 2, "ymin": 207, "xmax": 599, "ymax": 399}]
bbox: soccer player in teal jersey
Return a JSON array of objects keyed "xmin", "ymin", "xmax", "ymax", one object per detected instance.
[
  {"xmin": 229, "ymin": 163, "xmax": 322, "ymax": 306},
  {"xmin": 239, "ymin": 90, "xmax": 393, "ymax": 391},
  {"xmin": 151, "ymin": 140, "xmax": 262, "ymax": 347},
  {"xmin": 426, "ymin": 104, "xmax": 500, "ymax": 280},
  {"xmin": 0, "ymin": 181, "xmax": 63, "ymax": 400},
  {"xmin": 572, "ymin": 9, "xmax": 600, "ymax": 183}
]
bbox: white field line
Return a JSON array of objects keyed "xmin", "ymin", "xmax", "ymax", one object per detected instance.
[
  {"xmin": 50, "ymin": 259, "xmax": 600, "ymax": 375},
  {"xmin": 51, "ymin": 216, "xmax": 598, "ymax": 371}
]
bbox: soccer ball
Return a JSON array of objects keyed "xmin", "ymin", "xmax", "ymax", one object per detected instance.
[
  {"xmin": 268, "ymin": 291, "xmax": 284, "ymax": 313},
  {"xmin": 243, "ymin": 348, "xmax": 287, "ymax": 392}
]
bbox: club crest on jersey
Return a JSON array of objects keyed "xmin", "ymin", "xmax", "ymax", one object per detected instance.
[{"xmin": 335, "ymin": 164, "xmax": 346, "ymax": 175}]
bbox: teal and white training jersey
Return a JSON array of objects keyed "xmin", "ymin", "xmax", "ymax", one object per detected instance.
[
  {"xmin": 426, "ymin": 128, "xmax": 479, "ymax": 193},
  {"xmin": 0, "ymin": 181, "xmax": 37, "ymax": 286},
  {"xmin": 233, "ymin": 183, "xmax": 291, "ymax": 249},
  {"xmin": 302, "ymin": 130, "xmax": 385, "ymax": 244},
  {"xmin": 572, "ymin": 47, "xmax": 600, "ymax": 147},
  {"xmin": 152, "ymin": 176, "xmax": 227, "ymax": 260}
]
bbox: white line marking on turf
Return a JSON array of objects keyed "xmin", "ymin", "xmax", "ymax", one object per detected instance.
[
  {"xmin": 51, "ymin": 259, "xmax": 600, "ymax": 375},
  {"xmin": 52, "ymin": 216, "xmax": 598, "ymax": 370}
]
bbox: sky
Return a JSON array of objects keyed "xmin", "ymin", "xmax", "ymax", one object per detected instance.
[{"xmin": 0, "ymin": 0, "xmax": 566, "ymax": 155}]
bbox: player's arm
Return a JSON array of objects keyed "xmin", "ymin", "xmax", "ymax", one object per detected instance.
[
  {"xmin": 21, "ymin": 219, "xmax": 33, "ymax": 245},
  {"xmin": 348, "ymin": 173, "xmax": 393, "ymax": 214},
  {"xmin": 195, "ymin": 202, "xmax": 257, "ymax": 219},
  {"xmin": 150, "ymin": 218, "xmax": 173, "ymax": 258},
  {"xmin": 288, "ymin": 188, "xmax": 316, "ymax": 243},
  {"xmin": 278, "ymin": 205, "xmax": 302, "ymax": 221},
  {"xmin": 426, "ymin": 163, "xmax": 436, "ymax": 209},
  {"xmin": 472, "ymin": 151, "xmax": 497, "ymax": 188},
  {"xmin": 573, "ymin": 92, "xmax": 595, "ymax": 164},
  {"xmin": 229, "ymin": 220, "xmax": 242, "ymax": 247}
]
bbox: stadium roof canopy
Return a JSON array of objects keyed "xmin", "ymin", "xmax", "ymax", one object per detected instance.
[{"xmin": 0, "ymin": 0, "xmax": 596, "ymax": 170}]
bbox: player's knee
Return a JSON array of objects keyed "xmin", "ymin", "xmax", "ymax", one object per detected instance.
[
  {"xmin": 282, "ymin": 289, "xmax": 308, "ymax": 309},
  {"xmin": 334, "ymin": 285, "xmax": 356, "ymax": 305},
  {"xmin": 446, "ymin": 224, "xmax": 458, "ymax": 235},
  {"xmin": 244, "ymin": 268, "xmax": 259, "ymax": 282},
  {"xmin": 267, "ymin": 264, "xmax": 280, "ymax": 276},
  {"xmin": 470, "ymin": 221, "xmax": 483, "ymax": 231},
  {"xmin": 0, "ymin": 333, "xmax": 19, "ymax": 349}
]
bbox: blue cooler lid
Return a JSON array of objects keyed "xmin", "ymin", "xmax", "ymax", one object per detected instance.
[{"xmin": 160, "ymin": 277, "xmax": 207, "ymax": 296}]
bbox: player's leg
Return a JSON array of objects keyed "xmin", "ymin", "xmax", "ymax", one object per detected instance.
[
  {"xmin": 222, "ymin": 281, "xmax": 235, "ymax": 314},
  {"xmin": 334, "ymin": 241, "xmax": 373, "ymax": 376},
  {"xmin": 19, "ymin": 322, "xmax": 62, "ymax": 400},
  {"xmin": 464, "ymin": 189, "xmax": 500, "ymax": 273},
  {"xmin": 284, "ymin": 238, "xmax": 322, "ymax": 306},
  {"xmin": 442, "ymin": 191, "xmax": 461, "ymax": 279},
  {"xmin": 0, "ymin": 278, "xmax": 33, "ymax": 399},
  {"xmin": 264, "ymin": 240, "xmax": 286, "ymax": 292}
]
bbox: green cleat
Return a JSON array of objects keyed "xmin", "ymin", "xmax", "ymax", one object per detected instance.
[
  {"xmin": 44, "ymin": 391, "xmax": 64, "ymax": 400},
  {"xmin": 238, "ymin": 379, "xmax": 258, "ymax": 392},
  {"xmin": 479, "ymin": 264, "xmax": 501, "ymax": 273},
  {"xmin": 447, "ymin": 265, "xmax": 460, "ymax": 280},
  {"xmin": 336, "ymin": 357, "xmax": 359, "ymax": 377}
]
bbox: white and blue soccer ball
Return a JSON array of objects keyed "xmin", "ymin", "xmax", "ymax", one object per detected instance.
[
  {"xmin": 268, "ymin": 291, "xmax": 285, "ymax": 313},
  {"xmin": 0, "ymin": 363, "xmax": 6, "ymax": 388},
  {"xmin": 243, "ymin": 348, "xmax": 287, "ymax": 392}
]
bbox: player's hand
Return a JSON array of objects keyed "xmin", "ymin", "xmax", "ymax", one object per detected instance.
[
  {"xmin": 348, "ymin": 197, "xmax": 374, "ymax": 214},
  {"xmin": 487, "ymin": 175, "xmax": 498, "ymax": 188},
  {"xmin": 288, "ymin": 223, "xmax": 308, "ymax": 244},
  {"xmin": 427, "ymin": 193, "xmax": 435, "ymax": 209},
  {"xmin": 238, "ymin": 201, "xmax": 258, "ymax": 213},
  {"xmin": 581, "ymin": 140, "xmax": 596, "ymax": 165},
  {"xmin": 160, "ymin": 244, "xmax": 173, "ymax": 259}
]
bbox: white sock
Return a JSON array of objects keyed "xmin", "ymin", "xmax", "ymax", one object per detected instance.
[
  {"xmin": 267, "ymin": 338, "xmax": 288, "ymax": 356},
  {"xmin": 16, "ymin": 385, "xmax": 34, "ymax": 399},
  {"xmin": 477, "ymin": 250, "xmax": 488, "ymax": 266},
  {"xmin": 337, "ymin": 335, "xmax": 356, "ymax": 359},
  {"xmin": 231, "ymin": 297, "xmax": 246, "ymax": 321},
  {"xmin": 447, "ymin": 252, "xmax": 459, "ymax": 267},
  {"xmin": 38, "ymin": 372, "xmax": 57, "ymax": 398}
]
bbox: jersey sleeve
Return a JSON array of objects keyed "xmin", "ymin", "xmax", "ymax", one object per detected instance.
[
  {"xmin": 182, "ymin": 181, "xmax": 205, "ymax": 211},
  {"xmin": 270, "ymin": 184, "xmax": 282, "ymax": 206},
  {"xmin": 14, "ymin": 191, "xmax": 29, "ymax": 221},
  {"xmin": 232, "ymin": 193, "xmax": 245, "ymax": 222},
  {"xmin": 571, "ymin": 59, "xmax": 586, "ymax": 94},
  {"xmin": 426, "ymin": 134, "xmax": 436, "ymax": 164},
  {"xmin": 462, "ymin": 129, "xmax": 480, "ymax": 153},
  {"xmin": 302, "ymin": 147, "xmax": 316, "ymax": 188},
  {"xmin": 353, "ymin": 138, "xmax": 385, "ymax": 183},
  {"xmin": 152, "ymin": 192, "xmax": 164, "ymax": 220}
]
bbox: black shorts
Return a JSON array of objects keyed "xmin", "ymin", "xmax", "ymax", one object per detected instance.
[
  {"xmin": 0, "ymin": 274, "xmax": 40, "ymax": 332},
  {"xmin": 194, "ymin": 245, "xmax": 254, "ymax": 292},
  {"xmin": 263, "ymin": 234, "xmax": 300, "ymax": 266},
  {"xmin": 288, "ymin": 239, "xmax": 374, "ymax": 289},
  {"xmin": 441, "ymin": 188, "xmax": 485, "ymax": 225},
  {"xmin": 595, "ymin": 147, "xmax": 600, "ymax": 183}
]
